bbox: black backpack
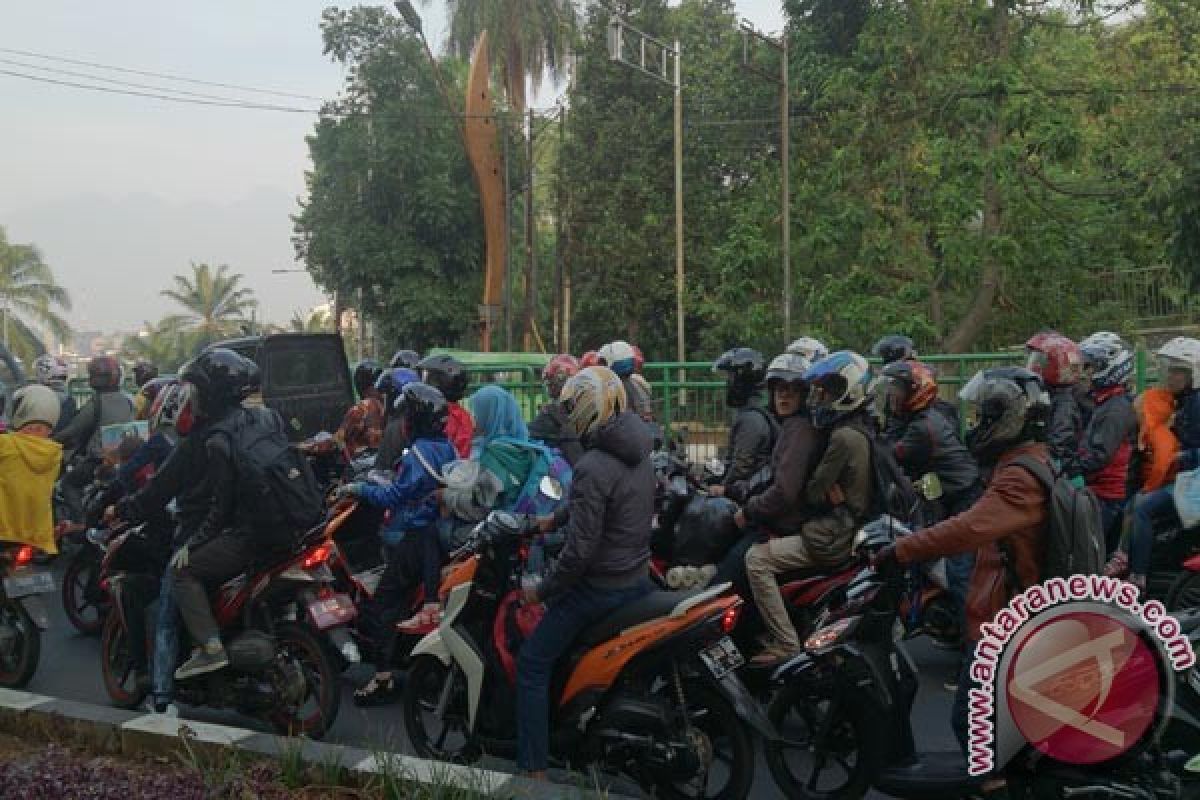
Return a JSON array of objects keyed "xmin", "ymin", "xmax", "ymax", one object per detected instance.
[
  {"xmin": 1000, "ymin": 456, "xmax": 1105, "ymax": 589},
  {"xmin": 214, "ymin": 408, "xmax": 324, "ymax": 545},
  {"xmin": 851, "ymin": 419, "xmax": 921, "ymax": 524}
]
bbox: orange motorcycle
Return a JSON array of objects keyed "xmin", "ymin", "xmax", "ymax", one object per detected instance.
[{"xmin": 402, "ymin": 511, "xmax": 774, "ymax": 799}]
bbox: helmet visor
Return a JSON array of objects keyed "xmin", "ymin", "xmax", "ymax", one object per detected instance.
[
  {"xmin": 1157, "ymin": 355, "xmax": 1194, "ymax": 391},
  {"xmin": 1024, "ymin": 350, "xmax": 1049, "ymax": 377},
  {"xmin": 873, "ymin": 375, "xmax": 908, "ymax": 416}
]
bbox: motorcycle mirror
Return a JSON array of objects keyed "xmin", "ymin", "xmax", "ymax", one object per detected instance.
[
  {"xmin": 705, "ymin": 458, "xmax": 726, "ymax": 478},
  {"xmin": 916, "ymin": 472, "xmax": 944, "ymax": 501},
  {"xmin": 538, "ymin": 475, "xmax": 563, "ymax": 502}
]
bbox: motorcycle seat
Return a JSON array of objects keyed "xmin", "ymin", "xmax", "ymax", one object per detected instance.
[
  {"xmin": 778, "ymin": 560, "xmax": 854, "ymax": 586},
  {"xmin": 574, "ymin": 589, "xmax": 702, "ymax": 648}
]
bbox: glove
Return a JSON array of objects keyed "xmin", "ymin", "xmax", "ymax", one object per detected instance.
[
  {"xmin": 335, "ymin": 482, "xmax": 365, "ymax": 501},
  {"xmin": 871, "ymin": 544, "xmax": 898, "ymax": 570},
  {"xmin": 169, "ymin": 544, "xmax": 190, "ymax": 570}
]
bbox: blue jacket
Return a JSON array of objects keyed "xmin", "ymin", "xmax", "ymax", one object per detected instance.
[
  {"xmin": 117, "ymin": 432, "xmax": 175, "ymax": 491},
  {"xmin": 358, "ymin": 437, "xmax": 457, "ymax": 535},
  {"xmin": 1176, "ymin": 389, "xmax": 1200, "ymax": 471}
]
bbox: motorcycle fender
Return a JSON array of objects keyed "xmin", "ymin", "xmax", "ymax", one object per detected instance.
[
  {"xmin": 769, "ymin": 650, "xmax": 816, "ymax": 684},
  {"xmin": 19, "ymin": 596, "xmax": 49, "ymax": 631},
  {"xmin": 410, "ymin": 629, "xmax": 452, "ymax": 665},
  {"xmin": 713, "ymin": 671, "xmax": 778, "ymax": 742}
]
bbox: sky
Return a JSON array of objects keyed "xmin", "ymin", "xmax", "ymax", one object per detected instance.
[{"xmin": 1, "ymin": 0, "xmax": 785, "ymax": 335}]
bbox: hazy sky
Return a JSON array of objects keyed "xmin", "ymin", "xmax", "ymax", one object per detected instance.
[{"xmin": 1, "ymin": 1, "xmax": 784, "ymax": 334}]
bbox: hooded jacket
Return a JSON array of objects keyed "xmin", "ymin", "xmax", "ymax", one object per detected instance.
[
  {"xmin": 1135, "ymin": 388, "xmax": 1179, "ymax": 493},
  {"xmin": 359, "ymin": 436, "xmax": 458, "ymax": 535},
  {"xmin": 723, "ymin": 398, "xmax": 778, "ymax": 488},
  {"xmin": 1071, "ymin": 386, "xmax": 1135, "ymax": 501},
  {"xmin": 0, "ymin": 432, "xmax": 63, "ymax": 553},
  {"xmin": 1045, "ymin": 387, "xmax": 1083, "ymax": 467},
  {"xmin": 728, "ymin": 410, "xmax": 820, "ymax": 533},
  {"xmin": 539, "ymin": 411, "xmax": 653, "ymax": 600}
]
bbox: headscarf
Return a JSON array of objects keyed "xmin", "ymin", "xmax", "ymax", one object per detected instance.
[{"xmin": 469, "ymin": 385, "xmax": 528, "ymax": 449}]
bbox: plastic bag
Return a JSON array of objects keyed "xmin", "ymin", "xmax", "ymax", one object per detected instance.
[
  {"xmin": 672, "ymin": 495, "xmax": 740, "ymax": 566},
  {"xmin": 1175, "ymin": 469, "xmax": 1200, "ymax": 529}
]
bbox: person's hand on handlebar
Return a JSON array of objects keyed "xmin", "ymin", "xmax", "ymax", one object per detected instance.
[{"xmin": 870, "ymin": 544, "xmax": 898, "ymax": 570}]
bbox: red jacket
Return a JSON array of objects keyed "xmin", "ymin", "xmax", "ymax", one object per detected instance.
[
  {"xmin": 1075, "ymin": 386, "xmax": 1135, "ymax": 501},
  {"xmin": 446, "ymin": 403, "xmax": 473, "ymax": 459}
]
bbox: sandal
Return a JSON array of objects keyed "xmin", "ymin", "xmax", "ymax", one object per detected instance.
[
  {"xmin": 353, "ymin": 674, "xmax": 399, "ymax": 707},
  {"xmin": 396, "ymin": 604, "xmax": 441, "ymax": 635}
]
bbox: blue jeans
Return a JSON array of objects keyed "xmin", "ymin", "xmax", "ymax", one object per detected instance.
[
  {"xmin": 1129, "ymin": 486, "xmax": 1177, "ymax": 576},
  {"xmin": 516, "ymin": 580, "xmax": 652, "ymax": 771},
  {"xmin": 152, "ymin": 568, "xmax": 180, "ymax": 705},
  {"xmin": 1099, "ymin": 497, "xmax": 1129, "ymax": 555}
]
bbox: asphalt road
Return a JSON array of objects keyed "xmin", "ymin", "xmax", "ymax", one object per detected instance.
[{"xmin": 30, "ymin": 561, "xmax": 959, "ymax": 799}]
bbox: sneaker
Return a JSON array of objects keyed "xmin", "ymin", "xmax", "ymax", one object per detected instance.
[
  {"xmin": 1103, "ymin": 551, "xmax": 1129, "ymax": 579},
  {"xmin": 750, "ymin": 640, "xmax": 800, "ymax": 667},
  {"xmin": 174, "ymin": 641, "xmax": 229, "ymax": 681}
]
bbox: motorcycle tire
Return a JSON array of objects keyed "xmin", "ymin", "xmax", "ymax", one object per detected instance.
[
  {"xmin": 654, "ymin": 682, "xmax": 754, "ymax": 800},
  {"xmin": 63, "ymin": 555, "xmax": 105, "ymax": 635},
  {"xmin": 267, "ymin": 622, "xmax": 341, "ymax": 740},
  {"xmin": 764, "ymin": 683, "xmax": 883, "ymax": 800},
  {"xmin": 100, "ymin": 612, "xmax": 148, "ymax": 709},
  {"xmin": 0, "ymin": 600, "xmax": 40, "ymax": 689},
  {"xmin": 1167, "ymin": 571, "xmax": 1200, "ymax": 611},
  {"xmin": 403, "ymin": 655, "xmax": 481, "ymax": 763}
]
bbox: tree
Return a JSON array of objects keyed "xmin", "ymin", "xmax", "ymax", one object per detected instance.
[
  {"xmin": 290, "ymin": 308, "xmax": 333, "ymax": 332},
  {"xmin": 0, "ymin": 226, "xmax": 72, "ymax": 364},
  {"xmin": 159, "ymin": 262, "xmax": 256, "ymax": 349},
  {"xmin": 121, "ymin": 318, "xmax": 194, "ymax": 371}
]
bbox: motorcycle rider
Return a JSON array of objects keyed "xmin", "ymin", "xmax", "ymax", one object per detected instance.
[
  {"xmin": 872, "ymin": 333, "xmax": 916, "ymax": 365},
  {"xmin": 374, "ymin": 367, "xmax": 421, "ymax": 471},
  {"xmin": 337, "ymin": 383, "xmax": 458, "ymax": 704},
  {"xmin": 31, "ymin": 353, "xmax": 75, "ymax": 434},
  {"xmin": 337, "ymin": 360, "xmax": 384, "ymax": 456},
  {"xmin": 1071, "ymin": 331, "xmax": 1136, "ymax": 552},
  {"xmin": 528, "ymin": 354, "xmax": 584, "ymax": 466},
  {"xmin": 518, "ymin": 366, "xmax": 655, "ymax": 780},
  {"xmin": 598, "ymin": 340, "xmax": 654, "ymax": 422},
  {"xmin": 132, "ymin": 360, "xmax": 159, "ymax": 418},
  {"xmin": 713, "ymin": 348, "xmax": 777, "ymax": 487},
  {"xmin": 1024, "ymin": 331, "xmax": 1083, "ymax": 468},
  {"xmin": 416, "ymin": 355, "xmax": 473, "ymax": 458},
  {"xmin": 744, "ymin": 351, "xmax": 876, "ymax": 665},
  {"xmin": 135, "ymin": 377, "xmax": 174, "ymax": 422},
  {"xmin": 0, "ymin": 385, "xmax": 63, "ymax": 556},
  {"xmin": 873, "ymin": 367, "xmax": 1051, "ymax": 782},
  {"xmin": 786, "ymin": 336, "xmax": 829, "ymax": 363}
]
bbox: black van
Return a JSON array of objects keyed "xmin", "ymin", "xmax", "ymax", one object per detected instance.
[{"xmin": 209, "ymin": 333, "xmax": 353, "ymax": 442}]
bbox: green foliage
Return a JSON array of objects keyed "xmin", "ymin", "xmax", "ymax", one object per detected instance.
[
  {"xmin": 0, "ymin": 225, "xmax": 72, "ymax": 364},
  {"xmin": 159, "ymin": 262, "xmax": 257, "ymax": 350}
]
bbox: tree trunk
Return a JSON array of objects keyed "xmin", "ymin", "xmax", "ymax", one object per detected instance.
[
  {"xmin": 942, "ymin": 1, "xmax": 1009, "ymax": 354},
  {"xmin": 521, "ymin": 108, "xmax": 536, "ymax": 350}
]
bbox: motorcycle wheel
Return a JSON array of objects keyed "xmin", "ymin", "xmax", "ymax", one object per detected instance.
[
  {"xmin": 764, "ymin": 684, "xmax": 882, "ymax": 800},
  {"xmin": 267, "ymin": 622, "xmax": 341, "ymax": 739},
  {"xmin": 0, "ymin": 600, "xmax": 39, "ymax": 688},
  {"xmin": 100, "ymin": 612, "xmax": 148, "ymax": 708},
  {"xmin": 654, "ymin": 683, "xmax": 754, "ymax": 800},
  {"xmin": 1167, "ymin": 571, "xmax": 1200, "ymax": 611},
  {"xmin": 403, "ymin": 655, "xmax": 480, "ymax": 763},
  {"xmin": 63, "ymin": 555, "xmax": 105, "ymax": 635}
]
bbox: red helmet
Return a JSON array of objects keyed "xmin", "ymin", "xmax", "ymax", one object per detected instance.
[
  {"xmin": 631, "ymin": 345, "xmax": 645, "ymax": 373},
  {"xmin": 1024, "ymin": 332, "xmax": 1083, "ymax": 387},
  {"xmin": 87, "ymin": 355, "xmax": 122, "ymax": 391},
  {"xmin": 878, "ymin": 360, "xmax": 939, "ymax": 414},
  {"xmin": 542, "ymin": 354, "xmax": 580, "ymax": 400},
  {"xmin": 579, "ymin": 350, "xmax": 601, "ymax": 369}
]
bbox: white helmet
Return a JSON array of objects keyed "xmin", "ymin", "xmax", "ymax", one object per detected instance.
[
  {"xmin": 597, "ymin": 340, "xmax": 638, "ymax": 377},
  {"xmin": 786, "ymin": 337, "xmax": 829, "ymax": 363},
  {"xmin": 1079, "ymin": 331, "xmax": 1133, "ymax": 389},
  {"xmin": 766, "ymin": 353, "xmax": 812, "ymax": 386},
  {"xmin": 32, "ymin": 354, "xmax": 68, "ymax": 387},
  {"xmin": 10, "ymin": 384, "xmax": 61, "ymax": 431},
  {"xmin": 1157, "ymin": 337, "xmax": 1200, "ymax": 389},
  {"xmin": 805, "ymin": 351, "xmax": 872, "ymax": 427},
  {"xmin": 561, "ymin": 366, "xmax": 627, "ymax": 438}
]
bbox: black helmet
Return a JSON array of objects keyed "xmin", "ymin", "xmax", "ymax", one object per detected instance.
[
  {"xmin": 352, "ymin": 359, "xmax": 383, "ymax": 399},
  {"xmin": 713, "ymin": 347, "xmax": 767, "ymax": 408},
  {"xmin": 133, "ymin": 359, "xmax": 159, "ymax": 388},
  {"xmin": 390, "ymin": 349, "xmax": 421, "ymax": 370},
  {"xmin": 871, "ymin": 334, "xmax": 916, "ymax": 365},
  {"xmin": 397, "ymin": 382, "xmax": 449, "ymax": 439},
  {"xmin": 87, "ymin": 355, "xmax": 122, "ymax": 391},
  {"xmin": 958, "ymin": 367, "xmax": 1049, "ymax": 463},
  {"xmin": 417, "ymin": 354, "xmax": 468, "ymax": 402},
  {"xmin": 180, "ymin": 348, "xmax": 257, "ymax": 419}
]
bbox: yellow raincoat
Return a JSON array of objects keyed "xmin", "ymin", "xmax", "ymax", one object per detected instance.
[{"xmin": 0, "ymin": 433, "xmax": 63, "ymax": 554}]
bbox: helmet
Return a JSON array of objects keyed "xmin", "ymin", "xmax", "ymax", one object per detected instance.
[
  {"xmin": 871, "ymin": 334, "xmax": 916, "ymax": 365},
  {"xmin": 33, "ymin": 354, "xmax": 69, "ymax": 387},
  {"xmin": 877, "ymin": 360, "xmax": 939, "ymax": 415},
  {"xmin": 180, "ymin": 348, "xmax": 258, "ymax": 419},
  {"xmin": 560, "ymin": 366, "xmax": 627, "ymax": 439},
  {"xmin": 598, "ymin": 341, "xmax": 638, "ymax": 377},
  {"xmin": 542, "ymin": 354, "xmax": 581, "ymax": 400},
  {"xmin": 376, "ymin": 367, "xmax": 420, "ymax": 416},
  {"xmin": 139, "ymin": 377, "xmax": 175, "ymax": 415},
  {"xmin": 1079, "ymin": 331, "xmax": 1133, "ymax": 389},
  {"xmin": 765, "ymin": 353, "xmax": 812, "ymax": 387},
  {"xmin": 579, "ymin": 350, "xmax": 601, "ymax": 369},
  {"xmin": 786, "ymin": 337, "xmax": 829, "ymax": 363},
  {"xmin": 389, "ymin": 349, "xmax": 420, "ymax": 370},
  {"xmin": 1157, "ymin": 337, "xmax": 1200, "ymax": 392},
  {"xmin": 958, "ymin": 367, "xmax": 1049, "ymax": 461},
  {"xmin": 352, "ymin": 359, "xmax": 383, "ymax": 399},
  {"xmin": 87, "ymin": 356, "xmax": 122, "ymax": 391},
  {"xmin": 417, "ymin": 355, "xmax": 468, "ymax": 402},
  {"xmin": 713, "ymin": 348, "xmax": 767, "ymax": 408},
  {"xmin": 631, "ymin": 345, "xmax": 646, "ymax": 373},
  {"xmin": 133, "ymin": 359, "xmax": 159, "ymax": 388},
  {"xmin": 805, "ymin": 351, "xmax": 871, "ymax": 428},
  {"xmin": 149, "ymin": 381, "xmax": 194, "ymax": 438},
  {"xmin": 9, "ymin": 384, "xmax": 61, "ymax": 431},
  {"xmin": 1024, "ymin": 332, "xmax": 1083, "ymax": 387},
  {"xmin": 396, "ymin": 382, "xmax": 449, "ymax": 439}
]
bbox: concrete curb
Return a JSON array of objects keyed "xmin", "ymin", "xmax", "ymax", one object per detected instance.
[{"xmin": 0, "ymin": 688, "xmax": 621, "ymax": 799}]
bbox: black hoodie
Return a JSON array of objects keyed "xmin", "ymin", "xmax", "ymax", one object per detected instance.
[{"xmin": 539, "ymin": 411, "xmax": 653, "ymax": 600}]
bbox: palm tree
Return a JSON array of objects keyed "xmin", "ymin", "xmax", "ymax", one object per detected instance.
[
  {"xmin": 160, "ymin": 262, "xmax": 257, "ymax": 348},
  {"xmin": 0, "ymin": 226, "xmax": 72, "ymax": 364},
  {"xmin": 121, "ymin": 318, "xmax": 193, "ymax": 372},
  {"xmin": 289, "ymin": 308, "xmax": 333, "ymax": 333}
]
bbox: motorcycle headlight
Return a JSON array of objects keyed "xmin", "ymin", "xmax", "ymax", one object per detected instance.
[{"xmin": 804, "ymin": 616, "xmax": 861, "ymax": 654}]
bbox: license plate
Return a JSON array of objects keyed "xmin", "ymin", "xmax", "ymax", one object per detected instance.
[
  {"xmin": 307, "ymin": 593, "xmax": 357, "ymax": 630},
  {"xmin": 3, "ymin": 570, "xmax": 55, "ymax": 598},
  {"xmin": 699, "ymin": 637, "xmax": 744, "ymax": 680}
]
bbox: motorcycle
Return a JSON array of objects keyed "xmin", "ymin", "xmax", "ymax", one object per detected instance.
[
  {"xmin": 0, "ymin": 543, "xmax": 53, "ymax": 688},
  {"xmin": 402, "ymin": 510, "xmax": 775, "ymax": 799},
  {"xmin": 765, "ymin": 517, "xmax": 1189, "ymax": 800},
  {"xmin": 60, "ymin": 526, "xmax": 111, "ymax": 635},
  {"xmin": 98, "ymin": 513, "xmax": 356, "ymax": 738},
  {"xmin": 1156, "ymin": 521, "xmax": 1200, "ymax": 610}
]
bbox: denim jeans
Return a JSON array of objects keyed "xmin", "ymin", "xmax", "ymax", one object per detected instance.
[
  {"xmin": 1099, "ymin": 497, "xmax": 1129, "ymax": 556},
  {"xmin": 952, "ymin": 642, "xmax": 976, "ymax": 756},
  {"xmin": 152, "ymin": 568, "xmax": 180, "ymax": 705},
  {"xmin": 516, "ymin": 579, "xmax": 653, "ymax": 771},
  {"xmin": 1129, "ymin": 486, "xmax": 1177, "ymax": 576}
]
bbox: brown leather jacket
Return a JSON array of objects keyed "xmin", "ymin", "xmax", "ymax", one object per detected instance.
[{"xmin": 894, "ymin": 442, "xmax": 1049, "ymax": 641}]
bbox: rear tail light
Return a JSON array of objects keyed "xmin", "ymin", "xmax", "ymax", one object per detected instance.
[
  {"xmin": 301, "ymin": 542, "xmax": 333, "ymax": 569},
  {"xmin": 720, "ymin": 604, "xmax": 741, "ymax": 635},
  {"xmin": 14, "ymin": 546, "xmax": 35, "ymax": 568}
]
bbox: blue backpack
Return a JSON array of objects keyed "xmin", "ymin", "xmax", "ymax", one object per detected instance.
[{"xmin": 488, "ymin": 437, "xmax": 573, "ymax": 516}]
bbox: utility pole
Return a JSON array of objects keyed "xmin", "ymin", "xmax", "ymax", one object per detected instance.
[
  {"xmin": 554, "ymin": 104, "xmax": 565, "ymax": 352},
  {"xmin": 503, "ymin": 131, "xmax": 513, "ymax": 351},
  {"xmin": 607, "ymin": 17, "xmax": 686, "ymax": 369},
  {"xmin": 740, "ymin": 21, "xmax": 791, "ymax": 341},
  {"xmin": 523, "ymin": 107, "xmax": 536, "ymax": 350}
]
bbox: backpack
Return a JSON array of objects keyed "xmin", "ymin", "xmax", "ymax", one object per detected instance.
[
  {"xmin": 504, "ymin": 440, "xmax": 573, "ymax": 517},
  {"xmin": 214, "ymin": 408, "xmax": 324, "ymax": 545},
  {"xmin": 852, "ymin": 420, "xmax": 921, "ymax": 524},
  {"xmin": 1000, "ymin": 455, "xmax": 1105, "ymax": 588}
]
